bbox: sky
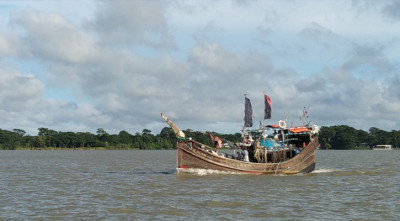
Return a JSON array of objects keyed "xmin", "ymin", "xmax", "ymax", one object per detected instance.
[{"xmin": 0, "ymin": 0, "xmax": 400, "ymax": 136}]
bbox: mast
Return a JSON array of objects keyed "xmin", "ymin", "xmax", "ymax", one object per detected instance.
[
  {"xmin": 300, "ymin": 106, "xmax": 309, "ymax": 126},
  {"xmin": 263, "ymin": 93, "xmax": 272, "ymax": 161},
  {"xmin": 160, "ymin": 113, "xmax": 185, "ymax": 138}
]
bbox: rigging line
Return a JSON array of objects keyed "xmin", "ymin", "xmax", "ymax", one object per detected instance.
[{"xmin": 275, "ymin": 161, "xmax": 281, "ymax": 175}]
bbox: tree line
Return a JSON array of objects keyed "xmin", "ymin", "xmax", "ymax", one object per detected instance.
[
  {"xmin": 0, "ymin": 127, "xmax": 242, "ymax": 150},
  {"xmin": 0, "ymin": 125, "xmax": 398, "ymax": 150},
  {"xmin": 319, "ymin": 125, "xmax": 400, "ymax": 149}
]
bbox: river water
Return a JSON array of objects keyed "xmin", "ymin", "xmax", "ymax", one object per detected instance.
[{"xmin": 0, "ymin": 150, "xmax": 399, "ymax": 220}]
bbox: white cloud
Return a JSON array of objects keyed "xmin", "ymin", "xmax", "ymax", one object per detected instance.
[
  {"xmin": 0, "ymin": 33, "xmax": 16, "ymax": 57},
  {"xmin": 11, "ymin": 11, "xmax": 99, "ymax": 63},
  {"xmin": 0, "ymin": 68, "xmax": 43, "ymax": 107},
  {"xmin": 381, "ymin": 0, "xmax": 400, "ymax": 21},
  {"xmin": 92, "ymin": 0, "xmax": 174, "ymax": 49},
  {"xmin": 0, "ymin": 0, "xmax": 399, "ymax": 135},
  {"xmin": 0, "ymin": 67, "xmax": 114, "ymax": 135}
]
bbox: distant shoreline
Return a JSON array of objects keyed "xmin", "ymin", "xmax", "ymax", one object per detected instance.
[
  {"xmin": 4, "ymin": 147, "xmax": 399, "ymax": 151},
  {"xmin": 12, "ymin": 147, "xmax": 141, "ymax": 151}
]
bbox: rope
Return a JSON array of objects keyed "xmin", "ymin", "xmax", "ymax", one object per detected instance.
[{"xmin": 275, "ymin": 161, "xmax": 281, "ymax": 175}]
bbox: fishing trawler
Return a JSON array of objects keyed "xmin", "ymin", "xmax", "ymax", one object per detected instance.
[{"xmin": 161, "ymin": 95, "xmax": 320, "ymax": 175}]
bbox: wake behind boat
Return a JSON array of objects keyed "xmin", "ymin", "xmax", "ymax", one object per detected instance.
[{"xmin": 161, "ymin": 95, "xmax": 320, "ymax": 175}]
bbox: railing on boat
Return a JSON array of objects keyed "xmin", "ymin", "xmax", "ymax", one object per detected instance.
[{"xmin": 179, "ymin": 139, "xmax": 309, "ymax": 164}]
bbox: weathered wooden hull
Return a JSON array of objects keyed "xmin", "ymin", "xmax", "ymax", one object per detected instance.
[{"xmin": 177, "ymin": 137, "xmax": 319, "ymax": 175}]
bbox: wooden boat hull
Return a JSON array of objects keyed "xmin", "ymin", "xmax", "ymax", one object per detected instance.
[{"xmin": 177, "ymin": 137, "xmax": 319, "ymax": 175}]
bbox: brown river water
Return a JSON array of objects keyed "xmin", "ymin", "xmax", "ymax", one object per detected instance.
[{"xmin": 0, "ymin": 149, "xmax": 399, "ymax": 220}]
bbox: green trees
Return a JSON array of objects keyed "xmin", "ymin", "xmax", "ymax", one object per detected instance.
[
  {"xmin": 319, "ymin": 126, "xmax": 336, "ymax": 149},
  {"xmin": 319, "ymin": 125, "xmax": 400, "ymax": 149},
  {"xmin": 0, "ymin": 127, "xmax": 218, "ymax": 150},
  {"xmin": 390, "ymin": 130, "xmax": 400, "ymax": 148},
  {"xmin": 329, "ymin": 125, "xmax": 357, "ymax": 150},
  {"xmin": 0, "ymin": 125, "xmax": 398, "ymax": 150},
  {"xmin": 0, "ymin": 129, "xmax": 22, "ymax": 150}
]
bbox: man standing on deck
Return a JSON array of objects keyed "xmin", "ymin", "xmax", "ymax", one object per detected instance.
[{"xmin": 242, "ymin": 147, "xmax": 249, "ymax": 162}]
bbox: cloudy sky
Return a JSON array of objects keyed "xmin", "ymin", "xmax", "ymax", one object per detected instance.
[{"xmin": 0, "ymin": 0, "xmax": 399, "ymax": 136}]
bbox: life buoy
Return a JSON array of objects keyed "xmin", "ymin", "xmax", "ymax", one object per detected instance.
[{"xmin": 278, "ymin": 120, "xmax": 287, "ymax": 129}]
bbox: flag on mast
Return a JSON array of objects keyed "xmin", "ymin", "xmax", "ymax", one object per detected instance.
[
  {"xmin": 264, "ymin": 94, "xmax": 271, "ymax": 119},
  {"xmin": 244, "ymin": 97, "xmax": 253, "ymax": 127}
]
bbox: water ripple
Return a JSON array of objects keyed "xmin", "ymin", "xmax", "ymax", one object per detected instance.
[{"xmin": 0, "ymin": 150, "xmax": 399, "ymax": 220}]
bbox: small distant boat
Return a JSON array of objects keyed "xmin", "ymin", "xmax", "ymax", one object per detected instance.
[
  {"xmin": 372, "ymin": 145, "xmax": 392, "ymax": 150},
  {"xmin": 161, "ymin": 95, "xmax": 320, "ymax": 175}
]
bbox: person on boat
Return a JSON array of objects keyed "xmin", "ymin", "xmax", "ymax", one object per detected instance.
[
  {"xmin": 243, "ymin": 149, "xmax": 249, "ymax": 162},
  {"xmin": 241, "ymin": 146, "xmax": 249, "ymax": 162},
  {"xmin": 253, "ymin": 138, "xmax": 264, "ymax": 163},
  {"xmin": 188, "ymin": 137, "xmax": 193, "ymax": 148},
  {"xmin": 235, "ymin": 149, "xmax": 243, "ymax": 160},
  {"xmin": 235, "ymin": 150, "xmax": 241, "ymax": 160},
  {"xmin": 213, "ymin": 136, "xmax": 222, "ymax": 148},
  {"xmin": 232, "ymin": 149, "xmax": 240, "ymax": 160}
]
